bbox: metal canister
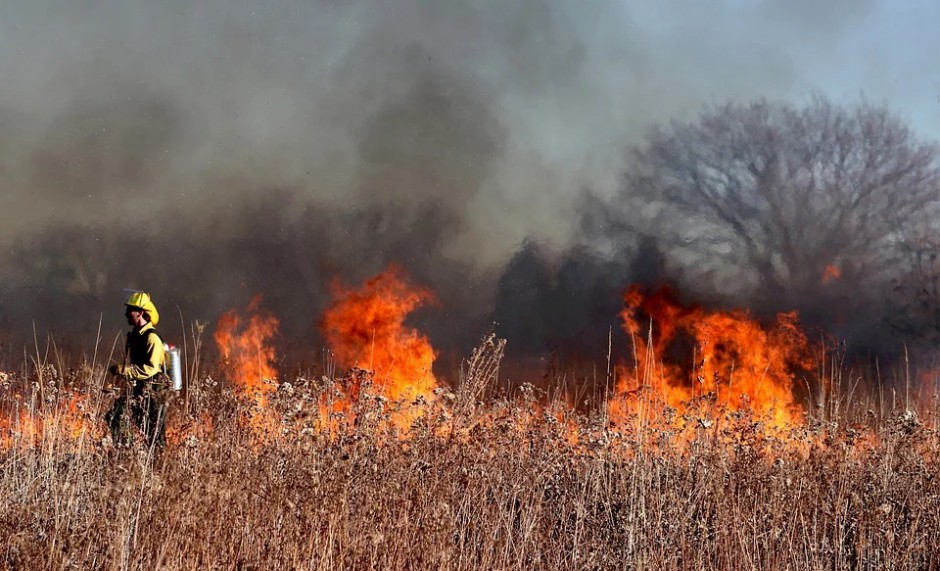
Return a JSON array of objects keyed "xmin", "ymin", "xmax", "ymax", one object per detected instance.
[{"xmin": 163, "ymin": 343, "xmax": 183, "ymax": 391}]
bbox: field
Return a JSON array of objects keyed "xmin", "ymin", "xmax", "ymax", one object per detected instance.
[
  {"xmin": 3, "ymin": 272, "xmax": 940, "ymax": 570},
  {"xmin": 2, "ymin": 334, "xmax": 940, "ymax": 571}
]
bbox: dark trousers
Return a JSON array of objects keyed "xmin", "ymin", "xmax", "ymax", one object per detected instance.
[{"xmin": 106, "ymin": 381, "xmax": 167, "ymax": 448}]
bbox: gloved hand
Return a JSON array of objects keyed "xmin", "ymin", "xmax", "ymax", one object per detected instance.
[{"xmin": 108, "ymin": 363, "xmax": 125, "ymax": 377}]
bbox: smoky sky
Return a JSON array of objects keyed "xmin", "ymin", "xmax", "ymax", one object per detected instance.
[
  {"xmin": 0, "ymin": 0, "xmax": 877, "ymax": 256},
  {"xmin": 0, "ymin": 0, "xmax": 893, "ymax": 369}
]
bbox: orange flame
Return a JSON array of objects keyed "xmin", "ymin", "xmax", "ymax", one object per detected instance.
[
  {"xmin": 1, "ymin": 392, "xmax": 100, "ymax": 451},
  {"xmin": 610, "ymin": 285, "xmax": 812, "ymax": 430},
  {"xmin": 322, "ymin": 266, "xmax": 439, "ymax": 430},
  {"xmin": 214, "ymin": 295, "xmax": 279, "ymax": 433},
  {"xmin": 822, "ymin": 264, "xmax": 841, "ymax": 285}
]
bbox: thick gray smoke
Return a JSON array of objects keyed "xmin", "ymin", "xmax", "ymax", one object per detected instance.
[{"xmin": 0, "ymin": 1, "xmax": 880, "ymax": 370}]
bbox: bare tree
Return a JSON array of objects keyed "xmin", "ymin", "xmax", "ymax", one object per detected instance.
[
  {"xmin": 889, "ymin": 209, "xmax": 940, "ymax": 345},
  {"xmin": 622, "ymin": 96, "xmax": 940, "ymax": 312}
]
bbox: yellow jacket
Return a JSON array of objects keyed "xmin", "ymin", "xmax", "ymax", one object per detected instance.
[{"xmin": 121, "ymin": 322, "xmax": 165, "ymax": 381}]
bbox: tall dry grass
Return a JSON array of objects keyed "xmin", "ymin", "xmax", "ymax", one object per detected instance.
[{"xmin": 1, "ymin": 336, "xmax": 940, "ymax": 570}]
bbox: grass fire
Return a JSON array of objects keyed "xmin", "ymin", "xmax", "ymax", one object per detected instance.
[
  {"xmin": 3, "ymin": 266, "xmax": 940, "ymax": 569},
  {"xmin": 4, "ymin": 3, "xmax": 940, "ymax": 567}
]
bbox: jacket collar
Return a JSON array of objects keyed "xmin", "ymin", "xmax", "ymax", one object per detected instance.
[{"xmin": 133, "ymin": 321, "xmax": 155, "ymax": 336}]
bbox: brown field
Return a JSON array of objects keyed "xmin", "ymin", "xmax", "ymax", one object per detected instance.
[{"xmin": 2, "ymin": 334, "xmax": 940, "ymax": 571}]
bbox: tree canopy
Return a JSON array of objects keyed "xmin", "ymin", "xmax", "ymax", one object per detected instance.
[{"xmin": 622, "ymin": 96, "xmax": 940, "ymax": 314}]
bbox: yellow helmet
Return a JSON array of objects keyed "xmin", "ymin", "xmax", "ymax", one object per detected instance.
[{"xmin": 125, "ymin": 291, "xmax": 160, "ymax": 326}]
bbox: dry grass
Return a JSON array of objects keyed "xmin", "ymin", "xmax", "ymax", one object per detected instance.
[{"xmin": 2, "ymin": 343, "xmax": 940, "ymax": 570}]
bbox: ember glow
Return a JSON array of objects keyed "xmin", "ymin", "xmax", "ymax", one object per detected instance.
[
  {"xmin": 1, "ymin": 391, "xmax": 99, "ymax": 451},
  {"xmin": 609, "ymin": 285, "xmax": 813, "ymax": 429},
  {"xmin": 322, "ymin": 265, "xmax": 439, "ymax": 403},
  {"xmin": 822, "ymin": 264, "xmax": 842, "ymax": 284}
]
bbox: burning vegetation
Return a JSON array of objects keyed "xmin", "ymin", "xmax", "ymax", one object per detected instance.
[
  {"xmin": 2, "ymin": 264, "xmax": 935, "ymax": 452},
  {"xmin": 214, "ymin": 295, "xmax": 280, "ymax": 435},
  {"xmin": 2, "ymin": 266, "xmax": 940, "ymax": 569},
  {"xmin": 322, "ymin": 265, "xmax": 439, "ymax": 404},
  {"xmin": 610, "ymin": 285, "xmax": 812, "ymax": 431},
  {"xmin": 205, "ymin": 269, "xmax": 823, "ymax": 445}
]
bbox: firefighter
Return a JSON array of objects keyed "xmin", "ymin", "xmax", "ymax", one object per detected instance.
[{"xmin": 105, "ymin": 291, "xmax": 168, "ymax": 448}]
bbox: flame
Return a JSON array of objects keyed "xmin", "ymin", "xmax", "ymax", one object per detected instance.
[
  {"xmin": 822, "ymin": 264, "xmax": 841, "ymax": 284},
  {"xmin": 321, "ymin": 266, "xmax": 439, "ymax": 431},
  {"xmin": 323, "ymin": 266, "xmax": 438, "ymax": 402},
  {"xmin": 610, "ymin": 285, "xmax": 812, "ymax": 431},
  {"xmin": 214, "ymin": 295, "xmax": 279, "ymax": 433},
  {"xmin": 1, "ymin": 391, "xmax": 100, "ymax": 451}
]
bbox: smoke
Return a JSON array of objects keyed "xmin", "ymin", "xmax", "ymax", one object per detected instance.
[{"xmin": 0, "ymin": 1, "xmax": 879, "ymax": 367}]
